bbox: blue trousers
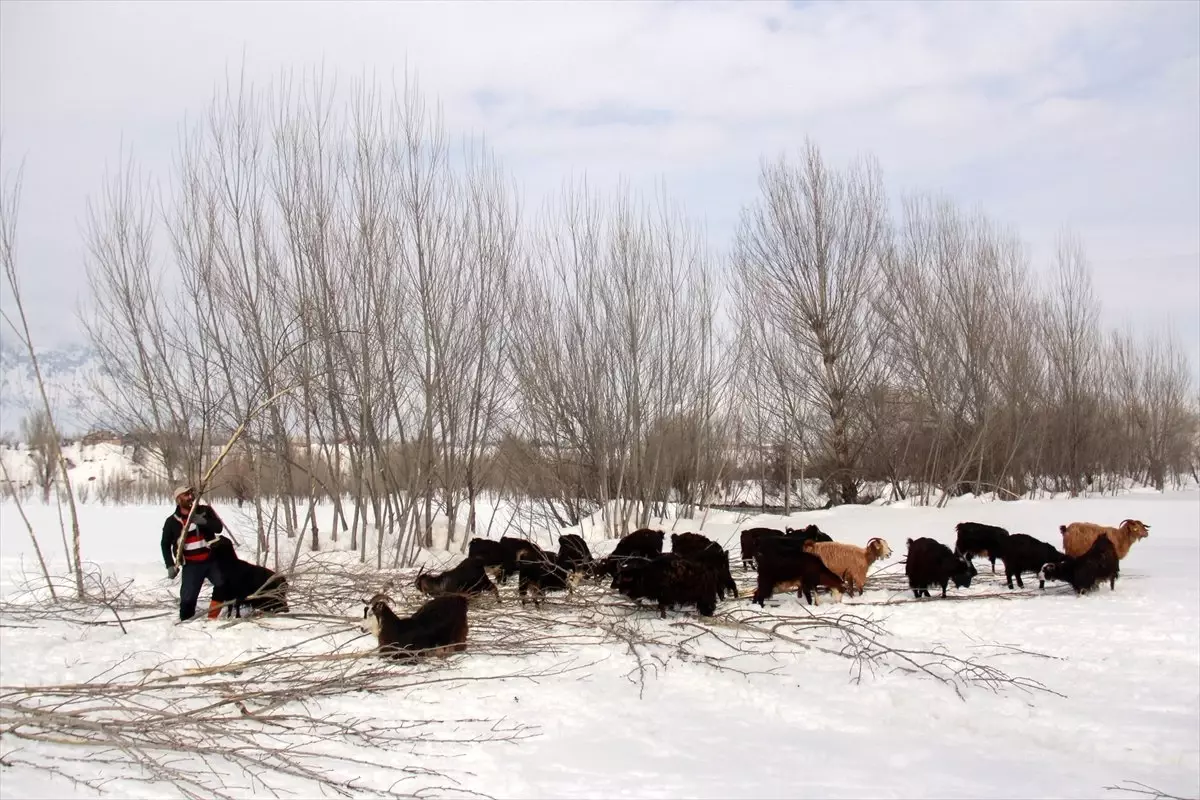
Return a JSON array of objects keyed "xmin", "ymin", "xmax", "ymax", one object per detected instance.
[{"xmin": 179, "ymin": 560, "xmax": 225, "ymax": 621}]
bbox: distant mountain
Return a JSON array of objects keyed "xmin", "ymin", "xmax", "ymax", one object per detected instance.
[{"xmin": 0, "ymin": 341, "xmax": 111, "ymax": 438}]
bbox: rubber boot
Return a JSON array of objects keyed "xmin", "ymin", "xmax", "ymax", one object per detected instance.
[{"xmin": 207, "ymin": 599, "xmax": 223, "ymax": 620}]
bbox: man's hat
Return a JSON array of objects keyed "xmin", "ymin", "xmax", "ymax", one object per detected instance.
[{"xmin": 173, "ymin": 485, "xmax": 195, "ymax": 500}]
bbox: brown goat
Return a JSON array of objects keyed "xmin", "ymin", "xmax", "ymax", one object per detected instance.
[
  {"xmin": 1059, "ymin": 519, "xmax": 1150, "ymax": 560},
  {"xmin": 802, "ymin": 537, "xmax": 893, "ymax": 595}
]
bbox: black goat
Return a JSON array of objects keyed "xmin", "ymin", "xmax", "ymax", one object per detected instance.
[
  {"xmin": 497, "ymin": 537, "xmax": 548, "ymax": 584},
  {"xmin": 415, "ymin": 557, "xmax": 500, "ymax": 601},
  {"xmin": 1041, "ymin": 535, "xmax": 1119, "ymax": 595},
  {"xmin": 557, "ymin": 534, "xmax": 593, "ymax": 572},
  {"xmin": 670, "ymin": 531, "xmax": 720, "ymax": 558},
  {"xmin": 599, "ymin": 528, "xmax": 665, "ymax": 580},
  {"xmin": 672, "ymin": 537, "xmax": 738, "ymax": 600},
  {"xmin": 467, "ymin": 538, "xmax": 505, "ymax": 571},
  {"xmin": 518, "ymin": 557, "xmax": 582, "ymax": 606},
  {"xmin": 738, "ymin": 527, "xmax": 785, "ymax": 570},
  {"xmin": 752, "ymin": 538, "xmax": 846, "ymax": 606},
  {"xmin": 739, "ymin": 525, "xmax": 833, "ymax": 571},
  {"xmin": 906, "ymin": 537, "xmax": 978, "ymax": 599},
  {"xmin": 362, "ymin": 594, "xmax": 468, "ymax": 660},
  {"xmin": 997, "ymin": 533, "xmax": 1066, "ymax": 590},
  {"xmin": 208, "ymin": 536, "xmax": 289, "ymax": 617},
  {"xmin": 751, "ymin": 532, "xmax": 811, "ymax": 557},
  {"xmin": 465, "ymin": 536, "xmax": 547, "ymax": 584},
  {"xmin": 613, "ymin": 554, "xmax": 720, "ymax": 618},
  {"xmin": 704, "ymin": 548, "xmax": 740, "ymax": 600},
  {"xmin": 954, "ymin": 522, "xmax": 1011, "ymax": 573},
  {"xmin": 611, "ymin": 559, "xmax": 656, "ymax": 605},
  {"xmin": 787, "ymin": 524, "xmax": 833, "ymax": 544}
]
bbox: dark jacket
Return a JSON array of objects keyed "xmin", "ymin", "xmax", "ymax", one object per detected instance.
[{"xmin": 161, "ymin": 503, "xmax": 224, "ymax": 568}]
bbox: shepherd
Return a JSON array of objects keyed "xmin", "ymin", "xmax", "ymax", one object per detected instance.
[{"xmin": 161, "ymin": 485, "xmax": 228, "ymax": 621}]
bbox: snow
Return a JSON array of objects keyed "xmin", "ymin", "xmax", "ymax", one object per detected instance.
[
  {"xmin": 1, "ymin": 488, "xmax": 1198, "ymax": 799},
  {"xmin": 0, "ymin": 343, "xmax": 106, "ymax": 439}
]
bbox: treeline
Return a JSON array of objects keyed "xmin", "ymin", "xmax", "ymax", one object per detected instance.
[{"xmin": 37, "ymin": 73, "xmax": 1195, "ymax": 564}]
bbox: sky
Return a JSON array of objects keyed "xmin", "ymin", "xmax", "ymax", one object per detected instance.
[{"xmin": 1, "ymin": 0, "xmax": 1198, "ymax": 374}]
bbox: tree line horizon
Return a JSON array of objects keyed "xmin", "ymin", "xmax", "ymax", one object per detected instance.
[{"xmin": 4, "ymin": 71, "xmax": 1195, "ymax": 567}]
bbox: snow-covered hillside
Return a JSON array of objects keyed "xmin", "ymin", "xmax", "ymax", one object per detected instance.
[
  {"xmin": 0, "ymin": 489, "xmax": 1197, "ymax": 800},
  {"xmin": 0, "ymin": 441, "xmax": 164, "ymax": 506},
  {"xmin": 0, "ymin": 342, "xmax": 108, "ymax": 437}
]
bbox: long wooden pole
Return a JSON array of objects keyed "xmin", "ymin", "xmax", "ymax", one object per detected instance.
[{"xmin": 173, "ymin": 385, "xmax": 299, "ymax": 569}]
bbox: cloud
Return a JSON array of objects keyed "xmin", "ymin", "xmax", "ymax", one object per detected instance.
[{"xmin": 0, "ymin": 0, "xmax": 1196, "ymax": 372}]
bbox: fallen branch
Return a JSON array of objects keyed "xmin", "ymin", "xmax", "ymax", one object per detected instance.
[{"xmin": 1104, "ymin": 780, "xmax": 1198, "ymax": 800}]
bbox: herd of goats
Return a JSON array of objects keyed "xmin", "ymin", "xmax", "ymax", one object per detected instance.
[{"xmin": 206, "ymin": 515, "xmax": 1152, "ymax": 660}]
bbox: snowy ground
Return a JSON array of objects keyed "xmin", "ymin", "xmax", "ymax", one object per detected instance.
[{"xmin": 1, "ymin": 489, "xmax": 1198, "ymax": 799}]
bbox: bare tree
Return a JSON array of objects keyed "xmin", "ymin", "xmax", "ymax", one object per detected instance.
[
  {"xmin": 1041, "ymin": 230, "xmax": 1102, "ymax": 494},
  {"xmin": 733, "ymin": 141, "xmax": 890, "ymax": 505},
  {"xmin": 729, "ymin": 289, "xmax": 815, "ymax": 510},
  {"xmin": 1, "ymin": 147, "xmax": 85, "ymax": 597},
  {"xmin": 81, "ymin": 150, "xmax": 197, "ymax": 483},
  {"xmin": 1109, "ymin": 327, "xmax": 1195, "ymax": 490},
  {"xmin": 510, "ymin": 180, "xmax": 619, "ymax": 532},
  {"xmin": 19, "ymin": 410, "xmax": 56, "ymax": 502},
  {"xmin": 879, "ymin": 194, "xmax": 1044, "ymax": 501},
  {"xmin": 451, "ymin": 146, "xmax": 520, "ymax": 543},
  {"xmin": 993, "ymin": 243, "xmax": 1046, "ymax": 497},
  {"xmin": 510, "ymin": 178, "xmax": 727, "ymax": 533}
]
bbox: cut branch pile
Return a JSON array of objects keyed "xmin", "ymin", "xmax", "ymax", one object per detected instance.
[
  {"xmin": 0, "ymin": 632, "xmax": 546, "ymax": 799},
  {"xmin": 1, "ymin": 554, "xmax": 1065, "ymax": 797},
  {"xmin": 1104, "ymin": 781, "xmax": 1199, "ymax": 800}
]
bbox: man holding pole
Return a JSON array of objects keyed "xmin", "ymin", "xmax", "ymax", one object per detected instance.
[{"xmin": 161, "ymin": 485, "xmax": 227, "ymax": 621}]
